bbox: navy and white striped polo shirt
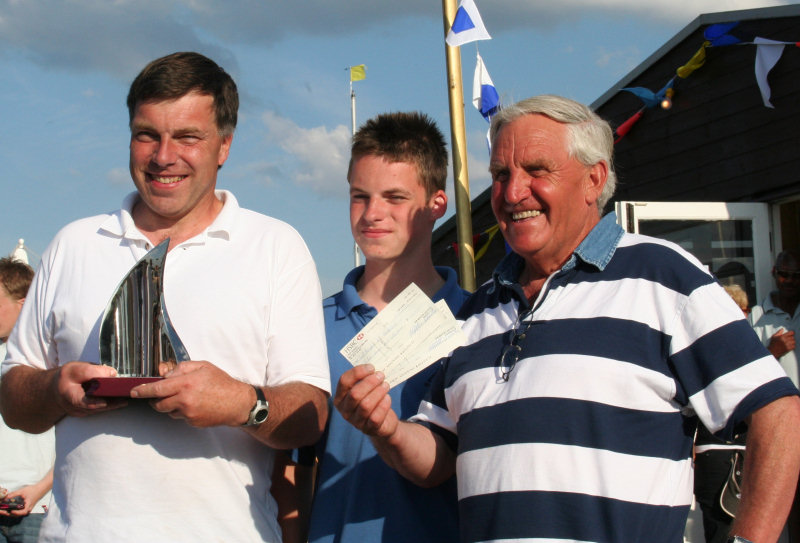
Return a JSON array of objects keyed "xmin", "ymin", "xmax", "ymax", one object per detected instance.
[{"xmin": 412, "ymin": 212, "xmax": 796, "ymax": 543}]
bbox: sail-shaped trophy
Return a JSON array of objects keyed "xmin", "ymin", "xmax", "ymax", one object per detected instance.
[{"xmin": 84, "ymin": 239, "xmax": 189, "ymax": 396}]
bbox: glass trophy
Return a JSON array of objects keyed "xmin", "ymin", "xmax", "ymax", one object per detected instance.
[{"xmin": 83, "ymin": 238, "xmax": 189, "ymax": 396}]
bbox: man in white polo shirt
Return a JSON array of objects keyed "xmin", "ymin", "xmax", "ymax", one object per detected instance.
[{"xmin": 0, "ymin": 52, "xmax": 330, "ymax": 543}]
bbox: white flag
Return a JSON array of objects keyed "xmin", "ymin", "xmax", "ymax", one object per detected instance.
[
  {"xmin": 754, "ymin": 36, "xmax": 786, "ymax": 109},
  {"xmin": 473, "ymin": 52, "xmax": 499, "ymax": 122},
  {"xmin": 446, "ymin": 0, "xmax": 491, "ymax": 47}
]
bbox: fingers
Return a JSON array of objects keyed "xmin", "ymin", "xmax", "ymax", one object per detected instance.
[
  {"xmin": 130, "ymin": 361, "xmax": 207, "ymax": 398},
  {"xmin": 55, "ymin": 362, "xmax": 127, "ymax": 416},
  {"xmin": 335, "ymin": 364, "xmax": 376, "ymax": 396},
  {"xmin": 333, "ymin": 365, "xmax": 381, "ymax": 416},
  {"xmin": 130, "ymin": 361, "xmax": 244, "ymax": 427},
  {"xmin": 333, "ymin": 366, "xmax": 395, "ymax": 437}
]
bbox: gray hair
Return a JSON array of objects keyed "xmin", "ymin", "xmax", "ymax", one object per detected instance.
[{"xmin": 489, "ymin": 95, "xmax": 617, "ymax": 212}]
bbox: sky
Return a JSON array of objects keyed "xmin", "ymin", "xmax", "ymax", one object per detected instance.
[{"xmin": 0, "ymin": 0, "xmax": 795, "ymax": 296}]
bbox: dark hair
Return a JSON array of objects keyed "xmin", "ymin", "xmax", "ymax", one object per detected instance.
[
  {"xmin": 775, "ymin": 250, "xmax": 800, "ymax": 269},
  {"xmin": 0, "ymin": 257, "xmax": 34, "ymax": 300},
  {"xmin": 126, "ymin": 52, "xmax": 238, "ymax": 136},
  {"xmin": 348, "ymin": 112, "xmax": 448, "ymax": 197}
]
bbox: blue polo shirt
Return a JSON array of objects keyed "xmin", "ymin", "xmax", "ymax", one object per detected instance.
[{"xmin": 303, "ymin": 266, "xmax": 470, "ymax": 543}]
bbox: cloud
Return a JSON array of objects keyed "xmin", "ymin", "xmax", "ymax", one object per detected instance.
[
  {"xmin": 260, "ymin": 111, "xmax": 351, "ymax": 196},
  {"xmin": 106, "ymin": 167, "xmax": 130, "ymax": 186},
  {"xmin": 594, "ymin": 46, "xmax": 642, "ymax": 74},
  {"xmin": 0, "ymin": 0, "xmax": 789, "ymax": 82},
  {"xmin": 0, "ymin": 0, "xmax": 236, "ymax": 80}
]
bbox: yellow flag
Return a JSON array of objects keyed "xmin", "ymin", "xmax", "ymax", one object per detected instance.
[
  {"xmin": 350, "ymin": 64, "xmax": 366, "ymax": 82},
  {"xmin": 676, "ymin": 42, "xmax": 709, "ymax": 79}
]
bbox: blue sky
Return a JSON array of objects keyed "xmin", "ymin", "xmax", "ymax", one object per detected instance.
[{"xmin": 0, "ymin": 0, "xmax": 793, "ymax": 295}]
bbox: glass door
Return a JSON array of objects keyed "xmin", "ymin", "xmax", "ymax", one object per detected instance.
[{"xmin": 614, "ymin": 202, "xmax": 772, "ymax": 306}]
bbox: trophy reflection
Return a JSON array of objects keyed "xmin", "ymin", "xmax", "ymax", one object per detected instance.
[{"xmin": 97, "ymin": 238, "xmax": 188, "ymax": 384}]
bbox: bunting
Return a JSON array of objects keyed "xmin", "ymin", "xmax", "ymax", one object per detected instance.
[
  {"xmin": 754, "ymin": 37, "xmax": 785, "ymax": 108},
  {"xmin": 473, "ymin": 52, "xmax": 499, "ymax": 122},
  {"xmin": 613, "ymin": 20, "xmax": 800, "ymax": 143},
  {"xmin": 446, "ymin": 0, "xmax": 491, "ymax": 47}
]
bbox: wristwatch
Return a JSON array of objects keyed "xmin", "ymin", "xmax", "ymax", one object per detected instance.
[
  {"xmin": 243, "ymin": 385, "xmax": 269, "ymax": 426},
  {"xmin": 727, "ymin": 536, "xmax": 754, "ymax": 543}
]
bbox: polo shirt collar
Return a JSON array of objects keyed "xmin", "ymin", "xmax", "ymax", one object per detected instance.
[
  {"xmin": 492, "ymin": 211, "xmax": 623, "ymax": 290},
  {"xmin": 98, "ymin": 190, "xmax": 238, "ymax": 245},
  {"xmin": 762, "ymin": 293, "xmax": 782, "ymax": 314},
  {"xmin": 334, "ymin": 265, "xmax": 464, "ymax": 320},
  {"xmin": 761, "ymin": 291, "xmax": 800, "ymax": 319},
  {"xmin": 336, "ymin": 266, "xmax": 368, "ymax": 319}
]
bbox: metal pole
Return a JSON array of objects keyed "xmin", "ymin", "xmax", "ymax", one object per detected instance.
[
  {"xmin": 350, "ymin": 81, "xmax": 361, "ymax": 267},
  {"xmin": 442, "ymin": 0, "xmax": 476, "ymax": 292}
]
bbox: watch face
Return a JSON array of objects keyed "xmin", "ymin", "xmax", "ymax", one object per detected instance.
[{"xmin": 254, "ymin": 405, "xmax": 269, "ymax": 424}]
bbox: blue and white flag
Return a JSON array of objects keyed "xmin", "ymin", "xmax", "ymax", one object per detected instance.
[
  {"xmin": 446, "ymin": 0, "xmax": 491, "ymax": 47},
  {"xmin": 473, "ymin": 52, "xmax": 499, "ymax": 122}
]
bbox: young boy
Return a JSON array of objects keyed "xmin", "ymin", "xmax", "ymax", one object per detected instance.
[{"xmin": 275, "ymin": 112, "xmax": 470, "ymax": 543}]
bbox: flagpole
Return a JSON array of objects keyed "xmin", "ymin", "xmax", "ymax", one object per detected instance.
[
  {"xmin": 350, "ymin": 78, "xmax": 361, "ymax": 267},
  {"xmin": 442, "ymin": 0, "xmax": 476, "ymax": 292}
]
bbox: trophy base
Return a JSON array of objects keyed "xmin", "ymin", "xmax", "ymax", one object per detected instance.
[{"xmin": 83, "ymin": 377, "xmax": 163, "ymax": 397}]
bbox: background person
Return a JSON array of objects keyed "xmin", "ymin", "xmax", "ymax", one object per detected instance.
[
  {"xmin": 0, "ymin": 257, "xmax": 54, "ymax": 543},
  {"xmin": 749, "ymin": 250, "xmax": 800, "ymax": 386}
]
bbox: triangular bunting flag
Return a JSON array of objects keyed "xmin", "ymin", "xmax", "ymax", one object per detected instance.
[{"xmin": 446, "ymin": 0, "xmax": 491, "ymax": 47}]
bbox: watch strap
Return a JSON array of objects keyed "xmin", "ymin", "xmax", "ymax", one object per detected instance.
[{"xmin": 243, "ymin": 385, "xmax": 269, "ymax": 426}]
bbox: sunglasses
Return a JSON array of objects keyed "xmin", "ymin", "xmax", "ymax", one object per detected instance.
[
  {"xmin": 775, "ymin": 270, "xmax": 800, "ymax": 280},
  {"xmin": 499, "ymin": 311, "xmax": 536, "ymax": 381}
]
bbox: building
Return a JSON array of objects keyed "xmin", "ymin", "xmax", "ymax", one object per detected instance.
[{"xmin": 433, "ymin": 4, "xmax": 800, "ymax": 308}]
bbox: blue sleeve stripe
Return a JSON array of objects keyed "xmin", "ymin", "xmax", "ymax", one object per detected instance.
[
  {"xmin": 671, "ymin": 319, "xmax": 773, "ymax": 397},
  {"xmin": 724, "ymin": 377, "xmax": 800, "ymax": 438}
]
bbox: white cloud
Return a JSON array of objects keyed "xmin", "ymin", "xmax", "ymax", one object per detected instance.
[
  {"xmin": 0, "ymin": 0, "xmax": 790, "ymax": 82},
  {"xmin": 261, "ymin": 111, "xmax": 351, "ymax": 196},
  {"xmin": 594, "ymin": 46, "xmax": 642, "ymax": 75},
  {"xmin": 106, "ymin": 167, "xmax": 130, "ymax": 186}
]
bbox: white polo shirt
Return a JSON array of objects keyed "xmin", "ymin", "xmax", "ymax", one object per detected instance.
[{"xmin": 3, "ymin": 190, "xmax": 330, "ymax": 542}]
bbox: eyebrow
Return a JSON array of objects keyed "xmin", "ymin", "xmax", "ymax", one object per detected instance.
[{"xmin": 130, "ymin": 122, "xmax": 205, "ymax": 136}]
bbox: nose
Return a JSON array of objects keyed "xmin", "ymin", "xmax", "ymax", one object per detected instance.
[
  {"xmin": 504, "ymin": 170, "xmax": 531, "ymax": 205},
  {"xmin": 362, "ymin": 197, "xmax": 387, "ymax": 223},
  {"xmin": 152, "ymin": 138, "xmax": 177, "ymax": 167}
]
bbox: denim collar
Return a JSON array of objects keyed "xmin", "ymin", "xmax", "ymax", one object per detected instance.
[{"xmin": 492, "ymin": 211, "xmax": 624, "ymax": 289}]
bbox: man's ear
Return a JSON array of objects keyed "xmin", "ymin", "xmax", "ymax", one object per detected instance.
[
  {"xmin": 218, "ymin": 133, "xmax": 233, "ymax": 167},
  {"xmin": 429, "ymin": 190, "xmax": 448, "ymax": 220},
  {"xmin": 584, "ymin": 161, "xmax": 608, "ymax": 206}
]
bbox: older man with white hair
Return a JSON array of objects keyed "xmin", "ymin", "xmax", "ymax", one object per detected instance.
[{"xmin": 334, "ymin": 95, "xmax": 800, "ymax": 543}]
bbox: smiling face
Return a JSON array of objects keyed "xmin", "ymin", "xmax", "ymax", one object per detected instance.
[
  {"xmin": 489, "ymin": 114, "xmax": 607, "ymax": 276},
  {"xmin": 349, "ymin": 154, "xmax": 446, "ymax": 264},
  {"xmin": 129, "ymin": 91, "xmax": 232, "ymax": 232}
]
